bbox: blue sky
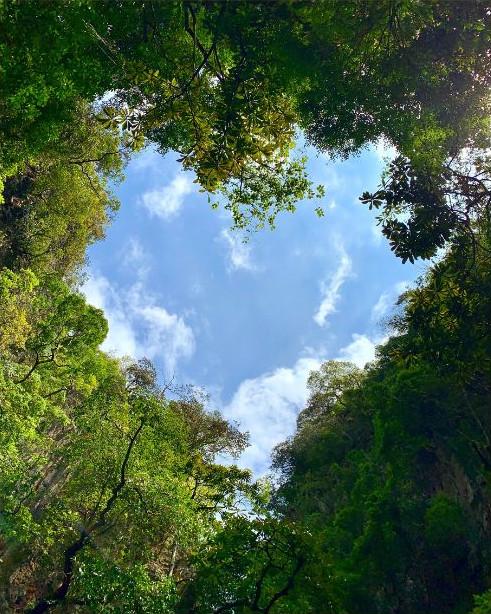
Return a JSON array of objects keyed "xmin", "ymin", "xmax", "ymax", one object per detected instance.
[{"xmin": 82, "ymin": 141, "xmax": 425, "ymax": 476}]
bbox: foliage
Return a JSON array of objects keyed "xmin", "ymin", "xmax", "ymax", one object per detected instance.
[
  {"xmin": 269, "ymin": 219, "xmax": 491, "ymax": 613},
  {"xmin": 0, "ymin": 268, "xmax": 38, "ymax": 353},
  {"xmin": 360, "ymin": 151, "xmax": 491, "ymax": 262},
  {"xmin": 180, "ymin": 514, "xmax": 323, "ymax": 614},
  {"xmin": 472, "ymin": 590, "xmax": 491, "ymax": 614},
  {"xmin": 0, "ymin": 103, "xmax": 124, "ymax": 280},
  {"xmin": 1, "ymin": 2, "xmax": 491, "ymax": 612},
  {"xmin": 2, "ymin": 0, "xmax": 489, "ymax": 236},
  {"xmin": 0, "ymin": 269, "xmax": 253, "ymax": 612},
  {"xmin": 72, "ymin": 556, "xmax": 178, "ymax": 614}
]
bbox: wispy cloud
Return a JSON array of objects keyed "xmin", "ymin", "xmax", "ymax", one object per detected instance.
[
  {"xmin": 121, "ymin": 237, "xmax": 151, "ymax": 278},
  {"xmin": 123, "ymin": 237, "xmax": 145, "ymax": 265},
  {"xmin": 223, "ymin": 353, "xmax": 323, "ymax": 476},
  {"xmin": 371, "ymin": 280, "xmax": 410, "ymax": 322},
  {"xmin": 141, "ymin": 173, "xmax": 194, "ymax": 220},
  {"xmin": 371, "ymin": 292, "xmax": 392, "ymax": 322},
  {"xmin": 138, "ymin": 304, "xmax": 195, "ymax": 374},
  {"xmin": 131, "ymin": 146, "xmax": 163, "ymax": 172},
  {"xmin": 319, "ymin": 156, "xmax": 343, "ymax": 190},
  {"xmin": 81, "ymin": 273, "xmax": 195, "ymax": 375},
  {"xmin": 313, "ymin": 242, "xmax": 352, "ymax": 327},
  {"xmin": 220, "ymin": 229, "xmax": 257, "ymax": 272}
]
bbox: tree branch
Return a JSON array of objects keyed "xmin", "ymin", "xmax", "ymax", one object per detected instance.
[
  {"xmin": 26, "ymin": 418, "xmax": 146, "ymax": 613},
  {"xmin": 14, "ymin": 349, "xmax": 57, "ymax": 384}
]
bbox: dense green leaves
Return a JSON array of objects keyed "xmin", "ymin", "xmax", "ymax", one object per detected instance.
[
  {"xmin": 361, "ymin": 152, "xmax": 491, "ymax": 262},
  {"xmin": 1, "ymin": 1, "xmax": 491, "ymax": 612},
  {"xmin": 0, "ymin": 103, "xmax": 124, "ymax": 279},
  {"xmin": 2, "ymin": 0, "xmax": 489, "ymax": 237},
  {"xmin": 181, "ymin": 514, "xmax": 321, "ymax": 614},
  {"xmin": 0, "ymin": 266, "xmax": 253, "ymax": 611},
  {"xmin": 269, "ymin": 220, "xmax": 491, "ymax": 613}
]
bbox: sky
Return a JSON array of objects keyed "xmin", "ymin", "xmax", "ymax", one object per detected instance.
[{"xmin": 82, "ymin": 140, "xmax": 425, "ymax": 476}]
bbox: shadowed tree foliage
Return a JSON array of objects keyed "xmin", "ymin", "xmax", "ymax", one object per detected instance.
[
  {"xmin": 1, "ymin": 2, "xmax": 491, "ymax": 612},
  {"xmin": 267, "ymin": 218, "xmax": 491, "ymax": 613},
  {"xmin": 0, "ymin": 103, "xmax": 125, "ymax": 281},
  {"xmin": 1, "ymin": 0, "xmax": 489, "ymax": 241}
]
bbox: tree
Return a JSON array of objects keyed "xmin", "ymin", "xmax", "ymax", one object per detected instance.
[
  {"xmin": 0, "ymin": 266, "xmax": 253, "ymax": 612},
  {"xmin": 180, "ymin": 514, "xmax": 321, "ymax": 614},
  {"xmin": 0, "ymin": 268, "xmax": 38, "ymax": 354},
  {"xmin": 0, "ymin": 102, "xmax": 125, "ymax": 280},
  {"xmin": 269, "ymin": 217, "xmax": 491, "ymax": 613},
  {"xmin": 2, "ymin": 4, "xmax": 491, "ymax": 612},
  {"xmin": 360, "ymin": 151, "xmax": 491, "ymax": 262},
  {"xmin": 2, "ymin": 1, "xmax": 488, "ymax": 237}
]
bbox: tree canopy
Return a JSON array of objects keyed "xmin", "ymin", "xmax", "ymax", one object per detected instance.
[
  {"xmin": 1, "ymin": 1, "xmax": 491, "ymax": 612},
  {"xmin": 2, "ymin": 0, "xmax": 489, "ymax": 240}
]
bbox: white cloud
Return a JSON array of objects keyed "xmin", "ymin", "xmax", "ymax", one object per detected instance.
[
  {"xmin": 371, "ymin": 280, "xmax": 410, "ymax": 322},
  {"xmin": 81, "ymin": 273, "xmax": 109, "ymax": 311},
  {"xmin": 371, "ymin": 292, "xmax": 392, "ymax": 322},
  {"xmin": 141, "ymin": 173, "xmax": 194, "ymax": 220},
  {"xmin": 81, "ymin": 275, "xmax": 138, "ymax": 357},
  {"xmin": 138, "ymin": 305, "xmax": 195, "ymax": 374},
  {"xmin": 371, "ymin": 221, "xmax": 384, "ymax": 245},
  {"xmin": 395, "ymin": 280, "xmax": 410, "ymax": 294},
  {"xmin": 121, "ymin": 237, "xmax": 150, "ymax": 278},
  {"xmin": 223, "ymin": 354, "xmax": 323, "ymax": 476},
  {"xmin": 124, "ymin": 237, "xmax": 145, "ymax": 265},
  {"xmin": 81, "ymin": 273, "xmax": 195, "ymax": 374},
  {"xmin": 313, "ymin": 243, "xmax": 352, "ymax": 327},
  {"xmin": 220, "ymin": 229, "xmax": 257, "ymax": 272},
  {"xmin": 131, "ymin": 146, "xmax": 163, "ymax": 172},
  {"xmin": 319, "ymin": 157, "xmax": 343, "ymax": 190},
  {"xmin": 337, "ymin": 333, "xmax": 382, "ymax": 368},
  {"xmin": 221, "ymin": 332, "xmax": 388, "ymax": 476},
  {"xmin": 372, "ymin": 137, "xmax": 398, "ymax": 164}
]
